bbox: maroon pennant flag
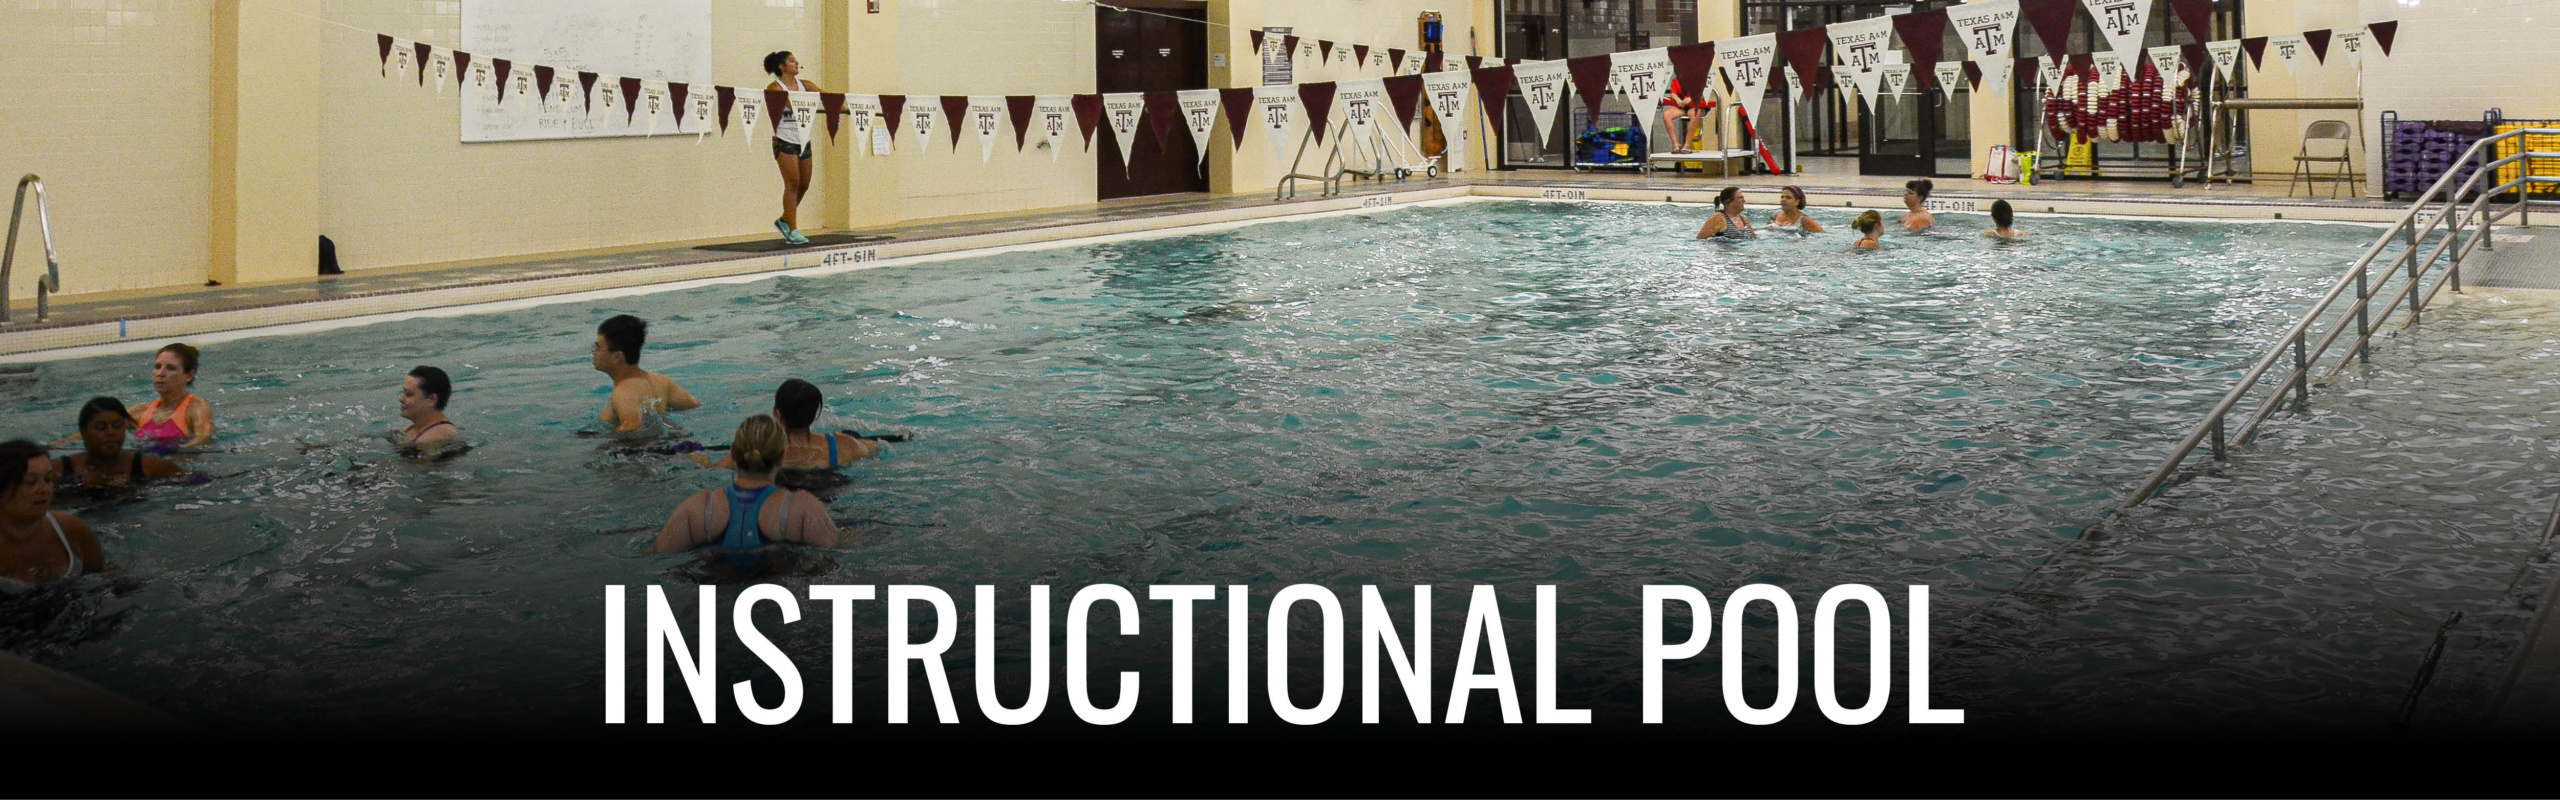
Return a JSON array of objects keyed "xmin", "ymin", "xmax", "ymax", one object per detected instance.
[
  {"xmin": 579, "ymin": 71, "xmax": 599, "ymax": 114},
  {"xmin": 414, "ymin": 42, "xmax": 431, "ymax": 86},
  {"xmin": 2181, "ymin": 43, "xmax": 2207, "ymax": 85},
  {"xmin": 822, "ymin": 93, "xmax": 847, "ymax": 141},
  {"xmin": 939, "ymin": 95, "xmax": 970, "ymax": 150},
  {"xmin": 1963, "ymin": 60, "xmax": 1983, "ymax": 90},
  {"xmin": 764, "ymin": 89, "xmax": 789, "ymax": 134},
  {"xmin": 1284, "ymin": 35, "xmax": 1301, "ymax": 58},
  {"xmin": 1318, "ymin": 40, "xmax": 1335, "ymax": 62},
  {"xmin": 377, "ymin": 34, "xmax": 395, "ymax": 76},
  {"xmin": 2368, "ymin": 21, "xmax": 2397, "ymax": 55},
  {"xmin": 1298, "ymin": 81, "xmax": 1338, "ymax": 144},
  {"xmin": 1566, "ymin": 55, "xmax": 1612, "ymax": 123},
  {"xmin": 881, "ymin": 95, "xmax": 908, "ymax": 143},
  {"xmin": 1007, "ymin": 95, "xmax": 1037, "ymax": 150},
  {"xmin": 1814, "ymin": 64, "xmax": 1837, "ymax": 93},
  {"xmin": 1384, "ymin": 74, "xmax": 1426, "ymax": 128},
  {"xmin": 1070, "ymin": 94, "xmax": 1102, "ymax": 149},
  {"xmin": 1424, "ymin": 52, "xmax": 1443, "ymax": 73},
  {"xmin": 1143, "ymin": 90, "xmax": 1181, "ymax": 154},
  {"xmin": 2303, "ymin": 29, "xmax": 2331, "ymax": 63},
  {"xmin": 1776, "ymin": 27, "xmax": 1829, "ymax": 93},
  {"xmin": 494, "ymin": 59, "xmax": 514, "ymax": 104},
  {"xmin": 669, "ymin": 83, "xmax": 689, "ymax": 130},
  {"xmin": 533, "ymin": 65, "xmax": 552, "ymax": 106},
  {"xmin": 1508, "ymin": 58, "xmax": 1524, "ymax": 66},
  {"xmin": 1468, "ymin": 66, "xmax": 1514, "ymax": 140},
  {"xmin": 1465, "ymin": 55, "xmax": 1483, "ymax": 71},
  {"xmin": 453, "ymin": 52, "xmax": 471, "ymax": 87},
  {"xmin": 619, "ymin": 77, "xmax": 642, "ymax": 123},
  {"xmin": 1250, "ymin": 29, "xmax": 1265, "ymax": 54},
  {"xmin": 1221, "ymin": 87, "xmax": 1253, "ymax": 151},
  {"xmin": 1389, "ymin": 48, "xmax": 1407, "ymax": 72},
  {"xmin": 1668, "ymin": 41, "xmax": 1716, "ymax": 101},
  {"xmin": 2170, "ymin": 0, "xmax": 2215, "ymax": 44},
  {"xmin": 2022, "ymin": 0, "xmax": 2077, "ymax": 64},
  {"xmin": 716, "ymin": 86, "xmax": 736, "ymax": 133},
  {"xmin": 1355, "ymin": 44, "xmax": 1370, "ymax": 65},
  {"xmin": 2241, "ymin": 36, "xmax": 2268, "ymax": 69},
  {"xmin": 1891, "ymin": 9, "xmax": 1949, "ymax": 89},
  {"xmin": 2068, "ymin": 52, "xmax": 2094, "ymax": 79}
]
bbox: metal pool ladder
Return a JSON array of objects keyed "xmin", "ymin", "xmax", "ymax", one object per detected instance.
[
  {"xmin": 2122, "ymin": 127, "xmax": 2560, "ymax": 509},
  {"xmin": 3, "ymin": 174, "xmax": 62, "ymax": 324}
]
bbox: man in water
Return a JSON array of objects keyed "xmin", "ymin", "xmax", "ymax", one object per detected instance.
[{"xmin": 592, "ymin": 314, "xmax": 700, "ymax": 434}]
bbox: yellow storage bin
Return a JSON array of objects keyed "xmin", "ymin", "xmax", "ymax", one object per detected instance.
[{"xmin": 2494, "ymin": 123, "xmax": 2560, "ymax": 195}]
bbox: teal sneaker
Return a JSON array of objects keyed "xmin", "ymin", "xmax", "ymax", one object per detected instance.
[
  {"xmin": 784, "ymin": 228, "xmax": 811, "ymax": 245},
  {"xmin": 775, "ymin": 218, "xmax": 794, "ymax": 238}
]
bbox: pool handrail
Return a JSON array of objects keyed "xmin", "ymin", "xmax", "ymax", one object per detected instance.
[
  {"xmin": 2, "ymin": 174, "xmax": 61, "ymax": 324},
  {"xmin": 2121, "ymin": 127, "xmax": 2560, "ymax": 509}
]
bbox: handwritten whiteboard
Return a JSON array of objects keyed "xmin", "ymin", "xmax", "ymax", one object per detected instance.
[{"xmin": 460, "ymin": 0, "xmax": 714, "ymax": 142}]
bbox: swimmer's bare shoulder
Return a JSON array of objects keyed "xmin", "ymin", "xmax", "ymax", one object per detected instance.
[{"xmin": 654, "ymin": 372, "xmax": 701, "ymax": 412}]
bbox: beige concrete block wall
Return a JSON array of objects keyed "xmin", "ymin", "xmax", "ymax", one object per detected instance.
[
  {"xmin": 1214, "ymin": 0, "xmax": 1484, "ymax": 195},
  {"xmin": 2240, "ymin": 0, "xmax": 2364, "ymax": 189},
  {"xmin": 2358, "ymin": 0, "xmax": 2560, "ymax": 191},
  {"xmin": 855, "ymin": 0, "xmax": 1094, "ymax": 224},
  {"xmin": 315, "ymin": 0, "xmax": 826, "ymax": 272},
  {"xmin": 0, "ymin": 1, "xmax": 214, "ymax": 298}
]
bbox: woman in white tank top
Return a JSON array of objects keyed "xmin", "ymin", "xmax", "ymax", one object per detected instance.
[
  {"xmin": 0, "ymin": 440, "xmax": 105, "ymax": 593},
  {"xmin": 763, "ymin": 51, "xmax": 822, "ymax": 246}
]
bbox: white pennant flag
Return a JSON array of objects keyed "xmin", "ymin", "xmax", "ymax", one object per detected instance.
[
  {"xmin": 739, "ymin": 91, "xmax": 761, "ymax": 140},
  {"xmin": 390, "ymin": 39, "xmax": 415, "ymax": 82},
  {"xmin": 1788, "ymin": 67, "xmax": 1806, "ymax": 104},
  {"xmin": 843, "ymin": 95, "xmax": 881, "ymax": 156},
  {"xmin": 2335, "ymin": 29, "xmax": 2366, "ymax": 69},
  {"xmin": 788, "ymin": 91, "xmax": 824, "ymax": 146},
  {"xmin": 427, "ymin": 48, "xmax": 453, "ymax": 97},
  {"xmin": 2095, "ymin": 51, "xmax": 2126, "ymax": 85},
  {"xmin": 2081, "ymin": 0, "xmax": 2154, "ymax": 60},
  {"xmin": 2206, "ymin": 39, "xmax": 2244, "ymax": 82},
  {"xmin": 639, "ymin": 80, "xmax": 670, "ymax": 135},
  {"xmin": 1608, "ymin": 48, "xmax": 1673, "ymax": 135},
  {"xmin": 968, "ymin": 95, "xmax": 1005, "ymax": 163},
  {"xmin": 1338, "ymin": 79, "xmax": 1385, "ymax": 144},
  {"xmin": 1944, "ymin": 0, "xmax": 2019, "ymax": 96},
  {"xmin": 1882, "ymin": 63, "xmax": 1912, "ymax": 97},
  {"xmin": 2267, "ymin": 32, "xmax": 2307, "ymax": 74},
  {"xmin": 688, "ymin": 91, "xmax": 715, "ymax": 141},
  {"xmin": 1332, "ymin": 43, "xmax": 1355, "ymax": 69},
  {"xmin": 463, "ymin": 58, "xmax": 495, "ymax": 108},
  {"xmin": 2146, "ymin": 44, "xmax": 2184, "ymax": 92},
  {"xmin": 1176, "ymin": 88, "xmax": 1222, "ymax": 168},
  {"xmin": 1403, "ymin": 52, "xmax": 1426, "ymax": 75},
  {"xmin": 1421, "ymin": 70, "xmax": 1471, "ymax": 172},
  {"xmin": 2039, "ymin": 58, "xmax": 2066, "ymax": 93},
  {"xmin": 1034, "ymin": 95, "xmax": 1073, "ymax": 163},
  {"xmin": 1510, "ymin": 60, "xmax": 1572, "ymax": 149},
  {"xmin": 910, "ymin": 96, "xmax": 940, "ymax": 157},
  {"xmin": 1934, "ymin": 62, "xmax": 1965, "ymax": 101},
  {"xmin": 1253, "ymin": 85, "xmax": 1299, "ymax": 167},
  {"xmin": 1827, "ymin": 17, "xmax": 1896, "ymax": 110},
  {"xmin": 542, "ymin": 74, "xmax": 571, "ymax": 113},
  {"xmin": 1296, "ymin": 38, "xmax": 1319, "ymax": 64},
  {"xmin": 1365, "ymin": 49, "xmax": 1390, "ymax": 74},
  {"xmin": 595, "ymin": 78, "xmax": 622, "ymax": 130},
  {"xmin": 1716, "ymin": 34, "xmax": 1780, "ymax": 115},
  {"xmin": 1102, "ymin": 93, "xmax": 1146, "ymax": 172}
]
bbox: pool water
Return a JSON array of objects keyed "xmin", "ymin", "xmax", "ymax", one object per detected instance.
[{"xmin": 0, "ymin": 200, "xmax": 2474, "ymax": 732}]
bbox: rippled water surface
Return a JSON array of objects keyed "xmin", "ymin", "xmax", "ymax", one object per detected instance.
[{"xmin": 8, "ymin": 200, "xmax": 2516, "ymax": 732}]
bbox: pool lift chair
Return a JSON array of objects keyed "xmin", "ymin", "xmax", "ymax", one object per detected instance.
[
  {"xmin": 2, "ymin": 174, "xmax": 60, "ymax": 324},
  {"xmin": 1277, "ymin": 117, "xmax": 1439, "ymax": 200}
]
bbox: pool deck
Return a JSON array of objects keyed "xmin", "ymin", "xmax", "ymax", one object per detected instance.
[{"xmin": 0, "ymin": 169, "xmax": 2414, "ymax": 360}]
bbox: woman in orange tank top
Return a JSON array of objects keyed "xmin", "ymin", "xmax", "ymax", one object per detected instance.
[{"xmin": 132, "ymin": 343, "xmax": 214, "ymax": 450}]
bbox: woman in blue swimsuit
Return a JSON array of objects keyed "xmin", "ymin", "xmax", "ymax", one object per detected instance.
[{"xmin": 649, "ymin": 415, "xmax": 841, "ymax": 559}]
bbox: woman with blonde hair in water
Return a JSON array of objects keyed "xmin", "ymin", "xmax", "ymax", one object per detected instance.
[
  {"xmin": 649, "ymin": 415, "xmax": 841, "ymax": 561},
  {"xmin": 1851, "ymin": 211, "xmax": 1885, "ymax": 250},
  {"xmin": 1766, "ymin": 186, "xmax": 1826, "ymax": 234}
]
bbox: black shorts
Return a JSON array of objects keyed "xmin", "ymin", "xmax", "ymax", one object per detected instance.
[{"xmin": 773, "ymin": 138, "xmax": 814, "ymax": 159}]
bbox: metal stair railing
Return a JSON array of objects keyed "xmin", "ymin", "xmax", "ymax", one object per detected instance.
[
  {"xmin": 2122, "ymin": 128, "xmax": 2560, "ymax": 509},
  {"xmin": 3, "ymin": 174, "xmax": 62, "ymax": 324}
]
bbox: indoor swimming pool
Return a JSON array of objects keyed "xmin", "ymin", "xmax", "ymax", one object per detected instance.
[{"xmin": 7, "ymin": 199, "xmax": 2512, "ymax": 732}]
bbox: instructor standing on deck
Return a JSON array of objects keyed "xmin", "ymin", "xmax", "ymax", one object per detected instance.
[{"xmin": 765, "ymin": 51, "xmax": 820, "ymax": 246}]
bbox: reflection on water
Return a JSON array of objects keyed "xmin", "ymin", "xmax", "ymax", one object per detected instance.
[{"xmin": 0, "ymin": 202, "xmax": 2513, "ymax": 733}]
